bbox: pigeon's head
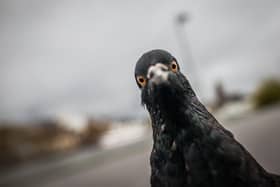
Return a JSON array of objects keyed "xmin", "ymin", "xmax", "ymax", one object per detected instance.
[{"xmin": 135, "ymin": 49, "xmax": 192, "ymax": 112}]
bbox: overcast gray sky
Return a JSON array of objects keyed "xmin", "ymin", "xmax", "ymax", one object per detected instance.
[{"xmin": 0, "ymin": 0, "xmax": 280, "ymax": 121}]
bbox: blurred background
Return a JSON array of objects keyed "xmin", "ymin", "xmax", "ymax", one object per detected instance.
[{"xmin": 1, "ymin": 0, "xmax": 280, "ymax": 186}]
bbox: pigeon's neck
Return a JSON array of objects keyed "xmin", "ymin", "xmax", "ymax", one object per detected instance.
[
  {"xmin": 147, "ymin": 94, "xmax": 209, "ymax": 141},
  {"xmin": 145, "ymin": 74, "xmax": 212, "ymax": 140}
]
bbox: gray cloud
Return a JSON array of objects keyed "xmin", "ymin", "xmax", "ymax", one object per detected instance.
[{"xmin": 0, "ymin": 0, "xmax": 280, "ymax": 120}]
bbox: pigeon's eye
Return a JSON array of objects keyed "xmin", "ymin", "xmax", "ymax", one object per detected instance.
[
  {"xmin": 170, "ymin": 61, "xmax": 178, "ymax": 73},
  {"xmin": 136, "ymin": 76, "xmax": 146, "ymax": 88}
]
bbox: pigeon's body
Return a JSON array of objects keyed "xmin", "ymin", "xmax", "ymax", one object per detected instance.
[
  {"xmin": 134, "ymin": 49, "xmax": 280, "ymax": 187},
  {"xmin": 148, "ymin": 88, "xmax": 277, "ymax": 187}
]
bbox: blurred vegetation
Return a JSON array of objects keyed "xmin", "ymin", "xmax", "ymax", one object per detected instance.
[
  {"xmin": 252, "ymin": 79, "xmax": 280, "ymax": 109},
  {"xmin": 0, "ymin": 119, "xmax": 110, "ymax": 169},
  {"xmin": 80, "ymin": 119, "xmax": 110, "ymax": 146}
]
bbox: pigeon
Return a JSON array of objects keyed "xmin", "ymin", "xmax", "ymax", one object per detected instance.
[{"xmin": 134, "ymin": 49, "xmax": 280, "ymax": 187}]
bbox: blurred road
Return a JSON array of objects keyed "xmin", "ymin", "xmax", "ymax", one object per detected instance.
[
  {"xmin": 226, "ymin": 106, "xmax": 280, "ymax": 174},
  {"xmin": 2, "ymin": 106, "xmax": 280, "ymax": 187},
  {"xmin": 42, "ymin": 149, "xmax": 151, "ymax": 187}
]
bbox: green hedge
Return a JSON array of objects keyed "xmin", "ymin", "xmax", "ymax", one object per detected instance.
[{"xmin": 253, "ymin": 79, "xmax": 280, "ymax": 109}]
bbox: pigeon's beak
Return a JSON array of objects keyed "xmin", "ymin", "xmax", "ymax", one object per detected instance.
[{"xmin": 147, "ymin": 63, "xmax": 169, "ymax": 86}]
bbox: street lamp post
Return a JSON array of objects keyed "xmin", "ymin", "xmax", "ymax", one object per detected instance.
[{"xmin": 174, "ymin": 12, "xmax": 201, "ymax": 94}]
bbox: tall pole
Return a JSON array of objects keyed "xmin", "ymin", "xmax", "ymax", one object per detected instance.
[{"xmin": 174, "ymin": 12, "xmax": 201, "ymax": 95}]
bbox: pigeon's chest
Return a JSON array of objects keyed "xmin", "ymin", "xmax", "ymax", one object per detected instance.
[
  {"xmin": 150, "ymin": 127, "xmax": 210, "ymax": 187},
  {"xmin": 150, "ymin": 132, "xmax": 188, "ymax": 186}
]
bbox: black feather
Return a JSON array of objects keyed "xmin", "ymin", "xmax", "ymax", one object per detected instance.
[{"xmin": 135, "ymin": 49, "xmax": 280, "ymax": 187}]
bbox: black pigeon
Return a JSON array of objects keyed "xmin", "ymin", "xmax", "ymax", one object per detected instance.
[{"xmin": 134, "ymin": 49, "xmax": 280, "ymax": 187}]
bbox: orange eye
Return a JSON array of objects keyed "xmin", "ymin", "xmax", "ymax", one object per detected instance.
[
  {"xmin": 136, "ymin": 76, "xmax": 146, "ymax": 88},
  {"xmin": 170, "ymin": 61, "xmax": 178, "ymax": 72}
]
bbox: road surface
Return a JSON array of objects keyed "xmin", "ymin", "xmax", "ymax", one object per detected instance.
[{"xmin": 2, "ymin": 106, "xmax": 280, "ymax": 187}]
